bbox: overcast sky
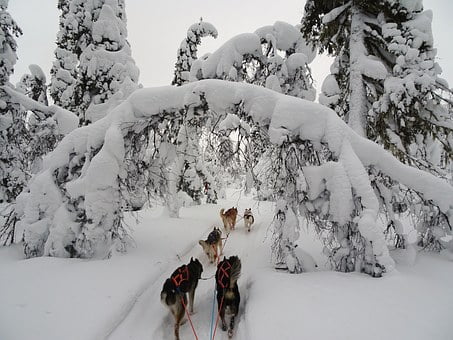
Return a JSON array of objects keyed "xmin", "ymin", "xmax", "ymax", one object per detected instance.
[{"xmin": 9, "ymin": 0, "xmax": 453, "ymax": 94}]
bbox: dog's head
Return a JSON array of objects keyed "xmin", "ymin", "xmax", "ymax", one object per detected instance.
[
  {"xmin": 244, "ymin": 208, "xmax": 252, "ymax": 215},
  {"xmin": 189, "ymin": 257, "xmax": 203, "ymax": 278},
  {"xmin": 210, "ymin": 227, "xmax": 222, "ymax": 240}
]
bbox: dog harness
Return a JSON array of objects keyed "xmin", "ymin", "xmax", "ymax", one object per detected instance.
[
  {"xmin": 171, "ymin": 265, "xmax": 189, "ymax": 289},
  {"xmin": 217, "ymin": 260, "xmax": 231, "ymax": 289},
  {"xmin": 244, "ymin": 213, "xmax": 253, "ymax": 220}
]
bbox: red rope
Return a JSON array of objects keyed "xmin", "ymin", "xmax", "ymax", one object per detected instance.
[
  {"xmin": 212, "ymin": 295, "xmax": 224, "ymax": 340},
  {"xmin": 179, "ymin": 294, "xmax": 199, "ymax": 340}
]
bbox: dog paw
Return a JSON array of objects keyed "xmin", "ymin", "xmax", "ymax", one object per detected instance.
[
  {"xmin": 228, "ymin": 329, "xmax": 234, "ymax": 338},
  {"xmin": 222, "ymin": 324, "xmax": 227, "ymax": 331}
]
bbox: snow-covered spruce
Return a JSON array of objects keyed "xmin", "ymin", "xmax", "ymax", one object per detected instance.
[
  {"xmin": 0, "ymin": 0, "xmax": 25, "ymax": 246},
  {"xmin": 19, "ymin": 80, "xmax": 453, "ymax": 275},
  {"xmin": 302, "ymin": 0, "xmax": 453, "ymax": 251},
  {"xmin": 303, "ymin": 0, "xmax": 453, "ymax": 164},
  {"xmin": 49, "ymin": 0, "xmax": 80, "ymax": 113},
  {"xmin": 50, "ymin": 0, "xmax": 139, "ymax": 124}
]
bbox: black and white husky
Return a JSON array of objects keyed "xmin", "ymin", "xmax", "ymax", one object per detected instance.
[
  {"xmin": 243, "ymin": 208, "xmax": 254, "ymax": 232},
  {"xmin": 160, "ymin": 257, "xmax": 203, "ymax": 340},
  {"xmin": 216, "ymin": 256, "xmax": 241, "ymax": 338}
]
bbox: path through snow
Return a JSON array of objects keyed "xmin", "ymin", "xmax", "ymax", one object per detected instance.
[{"xmin": 107, "ymin": 190, "xmax": 274, "ymax": 340}]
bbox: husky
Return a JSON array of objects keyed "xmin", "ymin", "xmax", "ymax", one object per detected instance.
[
  {"xmin": 199, "ymin": 227, "xmax": 223, "ymax": 263},
  {"xmin": 160, "ymin": 258, "xmax": 203, "ymax": 340},
  {"xmin": 243, "ymin": 208, "xmax": 254, "ymax": 232},
  {"xmin": 215, "ymin": 256, "xmax": 241, "ymax": 338},
  {"xmin": 220, "ymin": 207, "xmax": 238, "ymax": 233}
]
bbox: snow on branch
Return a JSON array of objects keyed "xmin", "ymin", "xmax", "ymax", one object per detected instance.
[
  {"xmin": 3, "ymin": 85, "xmax": 78, "ymax": 134},
  {"xmin": 21, "ymin": 79, "xmax": 453, "ymax": 259}
]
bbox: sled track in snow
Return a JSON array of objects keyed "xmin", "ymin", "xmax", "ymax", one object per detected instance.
[
  {"xmin": 105, "ymin": 196, "xmax": 270, "ymax": 340},
  {"xmin": 103, "ymin": 224, "xmax": 216, "ymax": 340}
]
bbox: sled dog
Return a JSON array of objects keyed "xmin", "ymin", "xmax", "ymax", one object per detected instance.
[
  {"xmin": 243, "ymin": 208, "xmax": 254, "ymax": 232},
  {"xmin": 215, "ymin": 256, "xmax": 241, "ymax": 338},
  {"xmin": 199, "ymin": 227, "xmax": 223, "ymax": 263},
  {"xmin": 220, "ymin": 207, "xmax": 238, "ymax": 233},
  {"xmin": 160, "ymin": 257, "xmax": 203, "ymax": 340}
]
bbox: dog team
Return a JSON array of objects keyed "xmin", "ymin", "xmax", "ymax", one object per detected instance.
[{"xmin": 161, "ymin": 207, "xmax": 254, "ymax": 339}]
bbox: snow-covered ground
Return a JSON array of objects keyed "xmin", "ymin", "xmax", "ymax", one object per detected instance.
[{"xmin": 1, "ymin": 189, "xmax": 453, "ymax": 340}]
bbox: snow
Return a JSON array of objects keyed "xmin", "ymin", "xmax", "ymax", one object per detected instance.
[
  {"xmin": 322, "ymin": 2, "xmax": 351, "ymax": 25},
  {"xmin": 2, "ymin": 85, "xmax": 78, "ymax": 135},
  {"xmin": 285, "ymin": 53, "xmax": 308, "ymax": 76},
  {"xmin": 189, "ymin": 33, "xmax": 263, "ymax": 81},
  {"xmin": 28, "ymin": 64, "xmax": 46, "ymax": 82},
  {"xmin": 187, "ymin": 21, "xmax": 218, "ymax": 40},
  {"xmin": 387, "ymin": 0, "xmax": 423, "ymax": 15},
  {"xmin": 2, "ymin": 190, "xmax": 453, "ymax": 340},
  {"xmin": 255, "ymin": 21, "xmax": 316, "ymax": 63}
]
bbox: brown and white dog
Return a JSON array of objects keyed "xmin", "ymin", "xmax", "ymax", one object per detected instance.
[
  {"xmin": 160, "ymin": 258, "xmax": 203, "ymax": 340},
  {"xmin": 220, "ymin": 207, "xmax": 238, "ymax": 233},
  {"xmin": 199, "ymin": 227, "xmax": 222, "ymax": 263},
  {"xmin": 243, "ymin": 208, "xmax": 254, "ymax": 232}
]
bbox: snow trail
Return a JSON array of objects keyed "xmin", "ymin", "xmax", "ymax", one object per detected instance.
[{"xmin": 107, "ymin": 191, "xmax": 274, "ymax": 340}]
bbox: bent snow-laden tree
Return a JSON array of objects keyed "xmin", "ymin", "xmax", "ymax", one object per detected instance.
[
  {"xmin": 188, "ymin": 21, "xmax": 318, "ymax": 201},
  {"xmin": 168, "ymin": 20, "xmax": 219, "ymax": 208},
  {"xmin": 18, "ymin": 80, "xmax": 453, "ymax": 277}
]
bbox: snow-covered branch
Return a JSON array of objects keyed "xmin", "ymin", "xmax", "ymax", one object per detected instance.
[
  {"xmin": 21, "ymin": 80, "xmax": 453, "ymax": 263},
  {"xmin": 3, "ymin": 85, "xmax": 78, "ymax": 135}
]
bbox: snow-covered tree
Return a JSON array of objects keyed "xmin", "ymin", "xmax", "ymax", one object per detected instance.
[
  {"xmin": 0, "ymin": 0, "xmax": 25, "ymax": 245},
  {"xmin": 172, "ymin": 19, "xmax": 217, "ymax": 86},
  {"xmin": 17, "ymin": 64, "xmax": 48, "ymax": 105},
  {"xmin": 78, "ymin": 0, "xmax": 139, "ymax": 124},
  {"xmin": 302, "ymin": 0, "xmax": 453, "ymax": 251},
  {"xmin": 303, "ymin": 0, "xmax": 453, "ymax": 166},
  {"xmin": 50, "ymin": 0, "xmax": 140, "ymax": 124},
  {"xmin": 49, "ymin": 0, "xmax": 80, "ymax": 112},
  {"xmin": 16, "ymin": 65, "xmax": 60, "ymax": 175},
  {"xmin": 167, "ymin": 20, "xmax": 219, "ymax": 208},
  {"xmin": 17, "ymin": 80, "xmax": 453, "ymax": 277}
]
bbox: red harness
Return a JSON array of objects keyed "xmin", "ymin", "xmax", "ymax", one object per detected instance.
[
  {"xmin": 217, "ymin": 260, "xmax": 231, "ymax": 289},
  {"xmin": 171, "ymin": 265, "xmax": 189, "ymax": 288}
]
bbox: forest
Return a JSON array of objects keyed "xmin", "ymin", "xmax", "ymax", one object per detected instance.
[{"xmin": 1, "ymin": 1, "xmax": 452, "ymax": 339}]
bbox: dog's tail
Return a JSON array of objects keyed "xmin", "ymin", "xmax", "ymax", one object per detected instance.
[
  {"xmin": 161, "ymin": 278, "xmax": 177, "ymax": 306},
  {"xmin": 228, "ymin": 256, "xmax": 241, "ymax": 287},
  {"xmin": 220, "ymin": 208, "xmax": 225, "ymax": 217}
]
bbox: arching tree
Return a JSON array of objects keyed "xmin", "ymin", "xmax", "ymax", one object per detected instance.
[
  {"xmin": 16, "ymin": 80, "xmax": 453, "ymax": 278},
  {"xmin": 168, "ymin": 20, "xmax": 218, "ymax": 209}
]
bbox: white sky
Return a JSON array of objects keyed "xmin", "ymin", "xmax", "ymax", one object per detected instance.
[{"xmin": 9, "ymin": 0, "xmax": 453, "ymax": 94}]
